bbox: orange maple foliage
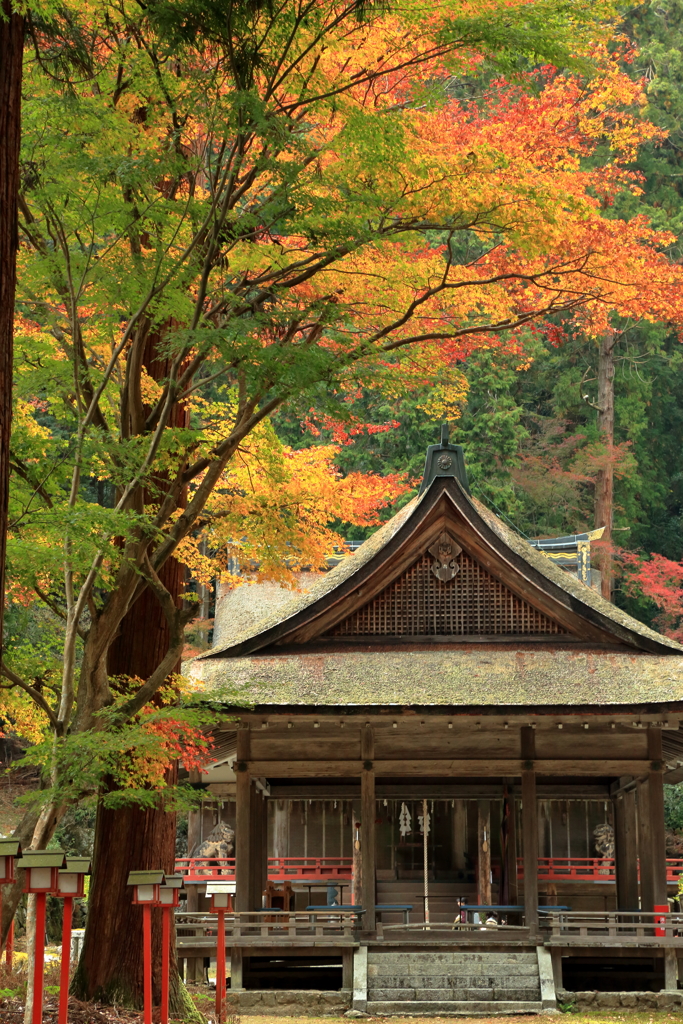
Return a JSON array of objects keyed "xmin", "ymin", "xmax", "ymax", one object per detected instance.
[{"xmin": 177, "ymin": 426, "xmax": 410, "ymax": 587}]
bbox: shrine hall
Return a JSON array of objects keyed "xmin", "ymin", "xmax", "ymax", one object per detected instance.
[{"xmin": 181, "ymin": 431, "xmax": 683, "ymax": 1013}]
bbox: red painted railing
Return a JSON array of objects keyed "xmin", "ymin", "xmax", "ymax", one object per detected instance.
[
  {"xmin": 175, "ymin": 855, "xmax": 683, "ymax": 884},
  {"xmin": 175, "ymin": 856, "xmax": 353, "ymax": 882},
  {"xmin": 518, "ymin": 857, "xmax": 683, "ymax": 884}
]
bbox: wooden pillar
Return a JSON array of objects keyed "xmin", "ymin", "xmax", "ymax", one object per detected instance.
[
  {"xmin": 477, "ymin": 800, "xmax": 492, "ymax": 907},
  {"xmin": 273, "ymin": 799, "xmax": 288, "ymax": 859},
  {"xmin": 250, "ymin": 788, "xmax": 265, "ymax": 909},
  {"xmin": 235, "ymin": 727, "xmax": 252, "ymax": 912},
  {"xmin": 637, "ymin": 777, "xmax": 654, "ymax": 912},
  {"xmin": 453, "ymin": 799, "xmax": 467, "ymax": 873},
  {"xmin": 664, "ymin": 948, "xmax": 678, "ymax": 991},
  {"xmin": 648, "ymin": 727, "xmax": 668, "ymax": 909},
  {"xmin": 230, "ymin": 947, "xmax": 243, "ymax": 990},
  {"xmin": 506, "ymin": 787, "xmax": 519, "ymax": 905},
  {"xmin": 521, "ymin": 726, "xmax": 539, "ymax": 937},
  {"xmin": 361, "ymin": 724, "xmax": 376, "ymax": 932},
  {"xmin": 613, "ymin": 782, "xmax": 639, "ymax": 910}
]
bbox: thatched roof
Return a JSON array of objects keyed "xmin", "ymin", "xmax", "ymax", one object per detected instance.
[
  {"xmin": 190, "ymin": 643, "xmax": 683, "ymax": 710},
  {"xmin": 197, "ymin": 476, "xmax": 681, "ymax": 661}
]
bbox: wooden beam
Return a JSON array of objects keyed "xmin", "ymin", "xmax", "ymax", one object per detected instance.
[
  {"xmin": 521, "ymin": 727, "xmax": 539, "ymax": 939},
  {"xmin": 269, "ymin": 782, "xmax": 610, "ymax": 798},
  {"xmin": 613, "ymin": 782, "xmax": 639, "ymax": 911},
  {"xmin": 235, "ymin": 727, "xmax": 251, "ymax": 912},
  {"xmin": 361, "ymin": 726, "xmax": 376, "ymax": 932},
  {"xmin": 248, "ymin": 758, "xmax": 652, "ymax": 778}
]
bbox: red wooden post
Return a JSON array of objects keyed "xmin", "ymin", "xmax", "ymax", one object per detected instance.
[
  {"xmin": 6, "ymin": 918, "xmax": 13, "ymax": 968},
  {"xmin": 58, "ymin": 896, "xmax": 73, "ymax": 1024},
  {"xmin": 142, "ymin": 903, "xmax": 153, "ymax": 1024},
  {"xmin": 216, "ymin": 908, "xmax": 226, "ymax": 1024},
  {"xmin": 32, "ymin": 891, "xmax": 47, "ymax": 1024},
  {"xmin": 655, "ymin": 903, "xmax": 668, "ymax": 938},
  {"xmin": 161, "ymin": 904, "xmax": 170, "ymax": 1024}
]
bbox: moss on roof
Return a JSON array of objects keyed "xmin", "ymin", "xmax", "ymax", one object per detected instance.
[
  {"xmin": 196, "ymin": 476, "xmax": 682, "ymax": 662},
  {"xmin": 469, "ymin": 495, "xmax": 682, "ymax": 653},
  {"xmin": 202, "ymin": 494, "xmax": 422, "ymax": 658},
  {"xmin": 190, "ymin": 645, "xmax": 683, "ymax": 708}
]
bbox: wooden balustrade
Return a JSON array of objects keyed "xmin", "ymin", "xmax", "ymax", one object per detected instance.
[
  {"xmin": 175, "ymin": 909, "xmax": 362, "ymax": 947},
  {"xmin": 541, "ymin": 910, "xmax": 683, "ymax": 945}
]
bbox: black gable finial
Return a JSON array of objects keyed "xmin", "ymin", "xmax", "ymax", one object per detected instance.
[{"xmin": 419, "ymin": 424, "xmax": 470, "ymax": 495}]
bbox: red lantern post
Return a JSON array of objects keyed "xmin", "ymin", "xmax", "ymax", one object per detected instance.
[
  {"xmin": 0, "ymin": 839, "xmax": 21, "ymax": 963},
  {"xmin": 55, "ymin": 858, "xmax": 90, "ymax": 1024},
  {"xmin": 156, "ymin": 875, "xmax": 184, "ymax": 1024},
  {"xmin": 207, "ymin": 882, "xmax": 235, "ymax": 1024},
  {"xmin": 128, "ymin": 871, "xmax": 165, "ymax": 1024},
  {"xmin": 18, "ymin": 851, "xmax": 66, "ymax": 1024}
]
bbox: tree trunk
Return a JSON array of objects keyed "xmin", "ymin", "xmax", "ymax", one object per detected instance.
[
  {"xmin": 72, "ymin": 332, "xmax": 195, "ymax": 1016},
  {"xmin": 594, "ymin": 330, "xmax": 616, "ymax": 601},
  {"xmin": 0, "ymin": 1, "xmax": 24, "ymax": 652}
]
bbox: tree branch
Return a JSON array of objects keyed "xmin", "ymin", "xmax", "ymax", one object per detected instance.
[{"xmin": 0, "ymin": 664, "xmax": 59, "ymax": 732}]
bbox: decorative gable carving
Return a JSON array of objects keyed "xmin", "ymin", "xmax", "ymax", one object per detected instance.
[
  {"xmin": 428, "ymin": 530, "xmax": 462, "ymax": 582},
  {"xmin": 328, "ymin": 545, "xmax": 567, "ymax": 638}
]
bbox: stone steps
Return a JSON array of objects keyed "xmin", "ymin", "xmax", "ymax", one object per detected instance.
[
  {"xmin": 367, "ymin": 1000, "xmax": 543, "ymax": 1015},
  {"xmin": 366, "ymin": 949, "xmax": 543, "ymax": 1013}
]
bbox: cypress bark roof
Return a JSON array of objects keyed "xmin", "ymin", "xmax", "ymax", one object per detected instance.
[
  {"xmin": 198, "ymin": 476, "xmax": 681, "ymax": 660},
  {"xmin": 189, "ymin": 475, "xmax": 683, "ymax": 709}
]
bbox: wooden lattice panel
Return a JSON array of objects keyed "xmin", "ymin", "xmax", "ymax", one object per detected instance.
[{"xmin": 329, "ymin": 551, "xmax": 566, "ymax": 637}]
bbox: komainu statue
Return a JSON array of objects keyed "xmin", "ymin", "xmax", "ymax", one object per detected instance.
[
  {"xmin": 193, "ymin": 821, "xmax": 235, "ymax": 859},
  {"xmin": 594, "ymin": 822, "xmax": 615, "ymax": 858}
]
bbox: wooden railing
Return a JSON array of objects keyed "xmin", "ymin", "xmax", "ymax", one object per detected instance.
[
  {"xmin": 175, "ymin": 909, "xmax": 362, "ymax": 946},
  {"xmin": 541, "ymin": 910, "xmax": 683, "ymax": 945},
  {"xmin": 175, "ymin": 856, "xmax": 353, "ymax": 882}
]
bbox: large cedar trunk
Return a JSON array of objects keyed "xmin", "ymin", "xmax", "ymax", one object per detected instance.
[
  {"xmin": 72, "ymin": 333, "xmax": 192, "ymax": 1012},
  {"xmin": 0, "ymin": 1, "xmax": 24, "ymax": 651},
  {"xmin": 594, "ymin": 330, "xmax": 616, "ymax": 601}
]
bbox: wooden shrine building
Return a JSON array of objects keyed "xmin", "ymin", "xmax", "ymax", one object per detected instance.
[{"xmin": 184, "ymin": 432, "xmax": 683, "ymax": 1013}]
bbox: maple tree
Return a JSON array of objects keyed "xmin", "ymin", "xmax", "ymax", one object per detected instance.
[{"xmin": 6, "ymin": 0, "xmax": 683, "ymax": 1006}]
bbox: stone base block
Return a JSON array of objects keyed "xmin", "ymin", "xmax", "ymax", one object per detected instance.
[
  {"xmin": 557, "ymin": 988, "xmax": 683, "ymax": 1011},
  {"xmin": 230, "ymin": 989, "xmax": 352, "ymax": 1015}
]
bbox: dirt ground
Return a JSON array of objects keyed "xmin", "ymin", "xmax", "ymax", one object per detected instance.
[{"xmin": 2, "ymin": 1005, "xmax": 683, "ymax": 1023}]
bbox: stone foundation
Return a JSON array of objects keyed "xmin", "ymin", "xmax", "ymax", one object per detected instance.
[
  {"xmin": 229, "ymin": 989, "xmax": 352, "ymax": 1014},
  {"xmin": 557, "ymin": 988, "xmax": 683, "ymax": 1010}
]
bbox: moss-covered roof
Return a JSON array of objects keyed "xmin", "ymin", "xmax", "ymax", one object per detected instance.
[
  {"xmin": 470, "ymin": 494, "xmax": 683, "ymax": 653},
  {"xmin": 197, "ymin": 475, "xmax": 681, "ymax": 662},
  {"xmin": 190, "ymin": 644, "xmax": 683, "ymax": 708},
  {"xmin": 202, "ymin": 494, "xmax": 422, "ymax": 658}
]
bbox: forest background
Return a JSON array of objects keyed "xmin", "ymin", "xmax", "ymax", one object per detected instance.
[{"xmin": 3, "ymin": 0, "xmax": 683, "ymax": 1014}]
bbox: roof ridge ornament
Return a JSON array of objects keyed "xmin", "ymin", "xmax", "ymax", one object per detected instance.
[{"xmin": 418, "ymin": 424, "xmax": 470, "ymax": 495}]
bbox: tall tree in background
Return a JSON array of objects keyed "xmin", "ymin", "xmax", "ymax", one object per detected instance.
[{"xmin": 0, "ymin": 0, "xmax": 23, "ymax": 651}]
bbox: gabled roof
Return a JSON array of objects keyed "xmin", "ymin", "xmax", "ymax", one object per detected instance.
[{"xmin": 198, "ymin": 475, "xmax": 681, "ymax": 661}]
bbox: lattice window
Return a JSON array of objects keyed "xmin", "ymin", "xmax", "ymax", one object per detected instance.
[{"xmin": 329, "ymin": 551, "xmax": 566, "ymax": 637}]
